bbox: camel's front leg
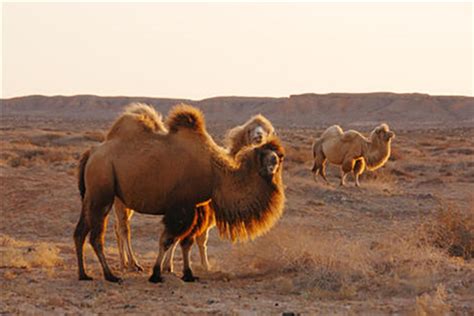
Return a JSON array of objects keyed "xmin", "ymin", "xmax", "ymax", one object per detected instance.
[
  {"xmin": 340, "ymin": 158, "xmax": 354, "ymax": 187},
  {"xmin": 180, "ymin": 237, "xmax": 198, "ymax": 282},
  {"xmin": 196, "ymin": 228, "xmax": 210, "ymax": 271},
  {"xmin": 353, "ymin": 159, "xmax": 366, "ymax": 187},
  {"xmin": 149, "ymin": 230, "xmax": 176, "ymax": 283}
]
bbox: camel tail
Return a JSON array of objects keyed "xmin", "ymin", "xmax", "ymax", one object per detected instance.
[
  {"xmin": 78, "ymin": 149, "xmax": 91, "ymax": 200},
  {"xmin": 312, "ymin": 137, "xmax": 323, "ymax": 160},
  {"xmin": 166, "ymin": 104, "xmax": 206, "ymax": 133}
]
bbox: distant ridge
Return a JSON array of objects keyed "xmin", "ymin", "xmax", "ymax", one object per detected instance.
[{"xmin": 1, "ymin": 93, "xmax": 473, "ymax": 129}]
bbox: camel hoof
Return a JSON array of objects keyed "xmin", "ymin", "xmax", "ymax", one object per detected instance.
[
  {"xmin": 148, "ymin": 274, "xmax": 163, "ymax": 283},
  {"xmin": 105, "ymin": 275, "xmax": 123, "ymax": 283},
  {"xmin": 129, "ymin": 263, "xmax": 144, "ymax": 272},
  {"xmin": 182, "ymin": 269, "xmax": 198, "ymax": 282},
  {"xmin": 163, "ymin": 266, "xmax": 174, "ymax": 274},
  {"xmin": 79, "ymin": 274, "xmax": 93, "ymax": 281},
  {"xmin": 182, "ymin": 275, "xmax": 199, "ymax": 282}
]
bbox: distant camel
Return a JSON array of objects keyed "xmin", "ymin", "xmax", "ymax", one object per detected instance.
[
  {"xmin": 112, "ymin": 106, "xmax": 276, "ymax": 273},
  {"xmin": 74, "ymin": 104, "xmax": 285, "ymax": 283},
  {"xmin": 311, "ymin": 124, "xmax": 395, "ymax": 187}
]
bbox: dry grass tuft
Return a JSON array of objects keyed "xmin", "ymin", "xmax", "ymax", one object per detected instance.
[
  {"xmin": 221, "ymin": 227, "xmax": 374, "ymax": 299},
  {"xmin": 219, "ymin": 223, "xmax": 462, "ymax": 300},
  {"xmin": 421, "ymin": 207, "xmax": 474, "ymax": 260},
  {"xmin": 0, "ymin": 234, "xmax": 63, "ymax": 269},
  {"xmin": 3, "ymin": 143, "xmax": 79, "ymax": 168},
  {"xmin": 83, "ymin": 130, "xmax": 105, "ymax": 142},
  {"xmin": 414, "ymin": 284, "xmax": 451, "ymax": 316}
]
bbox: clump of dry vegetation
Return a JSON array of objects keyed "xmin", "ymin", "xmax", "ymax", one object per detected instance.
[
  {"xmin": 420, "ymin": 207, "xmax": 474, "ymax": 260},
  {"xmin": 0, "ymin": 234, "xmax": 63, "ymax": 269},
  {"xmin": 83, "ymin": 130, "xmax": 105, "ymax": 142},
  {"xmin": 0, "ymin": 130, "xmax": 104, "ymax": 168},
  {"xmin": 219, "ymin": 222, "xmax": 468, "ymax": 301},
  {"xmin": 414, "ymin": 284, "xmax": 451, "ymax": 316},
  {"xmin": 6, "ymin": 144, "xmax": 78, "ymax": 168}
]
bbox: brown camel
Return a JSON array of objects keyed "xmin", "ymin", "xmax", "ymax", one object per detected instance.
[
  {"xmin": 311, "ymin": 124, "xmax": 395, "ymax": 187},
  {"xmin": 74, "ymin": 104, "xmax": 285, "ymax": 283},
  {"xmin": 111, "ymin": 108, "xmax": 276, "ymax": 273}
]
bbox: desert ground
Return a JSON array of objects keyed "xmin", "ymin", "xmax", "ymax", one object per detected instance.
[{"xmin": 1, "ymin": 94, "xmax": 473, "ymax": 315}]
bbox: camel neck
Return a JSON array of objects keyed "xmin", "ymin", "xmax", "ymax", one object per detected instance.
[
  {"xmin": 364, "ymin": 139, "xmax": 391, "ymax": 171},
  {"xmin": 210, "ymin": 154, "xmax": 285, "ymax": 242}
]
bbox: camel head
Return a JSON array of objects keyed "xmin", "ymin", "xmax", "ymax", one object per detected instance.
[
  {"xmin": 248, "ymin": 125, "xmax": 266, "ymax": 144},
  {"xmin": 246, "ymin": 114, "xmax": 275, "ymax": 144},
  {"xmin": 225, "ymin": 114, "xmax": 276, "ymax": 157},
  {"xmin": 254, "ymin": 137, "xmax": 285, "ymax": 182},
  {"xmin": 371, "ymin": 123, "xmax": 395, "ymax": 144},
  {"xmin": 235, "ymin": 135, "xmax": 285, "ymax": 183}
]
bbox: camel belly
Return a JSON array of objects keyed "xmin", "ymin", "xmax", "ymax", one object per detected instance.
[
  {"xmin": 114, "ymin": 158, "xmax": 213, "ymax": 215},
  {"xmin": 322, "ymin": 140, "xmax": 345, "ymax": 165}
]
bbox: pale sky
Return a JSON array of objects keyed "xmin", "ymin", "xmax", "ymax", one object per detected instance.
[{"xmin": 2, "ymin": 2, "xmax": 473, "ymax": 99}]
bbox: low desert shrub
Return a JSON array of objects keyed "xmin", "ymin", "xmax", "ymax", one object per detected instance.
[
  {"xmin": 421, "ymin": 207, "xmax": 474, "ymax": 260},
  {"xmin": 0, "ymin": 234, "xmax": 63, "ymax": 269}
]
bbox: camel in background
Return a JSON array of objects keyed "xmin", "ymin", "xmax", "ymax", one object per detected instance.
[{"xmin": 311, "ymin": 124, "xmax": 395, "ymax": 187}]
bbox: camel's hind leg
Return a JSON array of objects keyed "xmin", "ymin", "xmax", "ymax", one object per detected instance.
[
  {"xmin": 74, "ymin": 208, "xmax": 92, "ymax": 281},
  {"xmin": 89, "ymin": 202, "xmax": 122, "ymax": 283},
  {"xmin": 320, "ymin": 159, "xmax": 330, "ymax": 184},
  {"xmin": 312, "ymin": 154, "xmax": 330, "ymax": 185},
  {"xmin": 353, "ymin": 159, "xmax": 366, "ymax": 187},
  {"xmin": 114, "ymin": 203, "xmax": 128, "ymax": 271},
  {"xmin": 180, "ymin": 236, "xmax": 198, "ymax": 282},
  {"xmin": 196, "ymin": 227, "xmax": 210, "ymax": 271},
  {"xmin": 114, "ymin": 200, "xmax": 143, "ymax": 272}
]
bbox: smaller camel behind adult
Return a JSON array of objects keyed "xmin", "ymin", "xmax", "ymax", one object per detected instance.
[{"xmin": 311, "ymin": 124, "xmax": 395, "ymax": 187}]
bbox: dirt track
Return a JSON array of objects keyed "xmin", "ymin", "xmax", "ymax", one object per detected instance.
[{"xmin": 1, "ymin": 115, "xmax": 473, "ymax": 315}]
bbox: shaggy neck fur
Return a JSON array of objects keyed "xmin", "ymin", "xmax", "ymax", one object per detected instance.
[
  {"xmin": 209, "ymin": 144, "xmax": 285, "ymax": 242},
  {"xmin": 363, "ymin": 135, "xmax": 392, "ymax": 171}
]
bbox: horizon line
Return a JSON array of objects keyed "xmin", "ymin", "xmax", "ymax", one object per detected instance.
[{"xmin": 2, "ymin": 91, "xmax": 473, "ymax": 102}]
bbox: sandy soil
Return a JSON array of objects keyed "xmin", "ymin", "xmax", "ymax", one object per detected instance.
[{"xmin": 0, "ymin": 115, "xmax": 473, "ymax": 315}]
